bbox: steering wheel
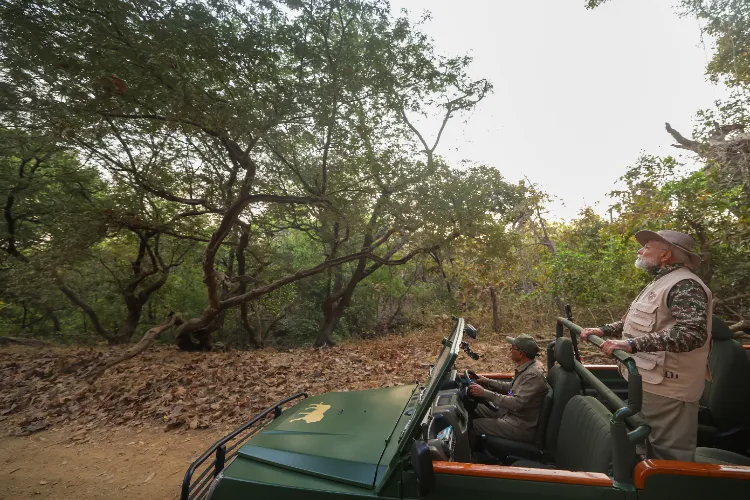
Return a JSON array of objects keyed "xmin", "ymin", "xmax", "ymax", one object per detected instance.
[
  {"xmin": 459, "ymin": 369, "xmax": 480, "ymax": 410},
  {"xmin": 460, "ymin": 369, "xmax": 501, "ymax": 412}
]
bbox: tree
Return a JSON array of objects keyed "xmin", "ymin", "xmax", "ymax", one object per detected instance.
[
  {"xmin": 0, "ymin": 126, "xmax": 200, "ymax": 343},
  {"xmin": 609, "ymin": 153, "xmax": 750, "ymax": 322},
  {"xmin": 0, "ymin": 0, "xmax": 500, "ymax": 350},
  {"xmin": 0, "ymin": 128, "xmax": 107, "ymax": 337}
]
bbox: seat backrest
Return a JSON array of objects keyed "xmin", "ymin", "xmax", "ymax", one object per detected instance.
[
  {"xmin": 705, "ymin": 315, "xmax": 750, "ymax": 428},
  {"xmin": 545, "ymin": 338, "xmax": 583, "ymax": 456},
  {"xmin": 555, "ymin": 395, "xmax": 613, "ymax": 474},
  {"xmin": 533, "ymin": 384, "xmax": 554, "ymax": 450}
]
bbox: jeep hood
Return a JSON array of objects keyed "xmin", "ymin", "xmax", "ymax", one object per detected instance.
[{"xmin": 236, "ymin": 384, "xmax": 417, "ymax": 489}]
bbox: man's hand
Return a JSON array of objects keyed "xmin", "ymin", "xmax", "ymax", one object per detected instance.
[
  {"xmin": 468, "ymin": 383, "xmax": 488, "ymax": 399},
  {"xmin": 580, "ymin": 327, "xmax": 604, "ymax": 341},
  {"xmin": 474, "ymin": 375, "xmax": 491, "ymax": 387},
  {"xmin": 601, "ymin": 339, "xmax": 633, "ymax": 356}
]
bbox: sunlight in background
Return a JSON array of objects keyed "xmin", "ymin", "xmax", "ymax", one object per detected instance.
[{"xmin": 389, "ymin": 0, "xmax": 728, "ymax": 221}]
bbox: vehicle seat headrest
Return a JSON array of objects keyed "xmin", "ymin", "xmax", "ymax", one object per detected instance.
[
  {"xmin": 554, "ymin": 337, "xmax": 575, "ymax": 371},
  {"xmin": 712, "ymin": 315, "xmax": 733, "ymax": 341}
]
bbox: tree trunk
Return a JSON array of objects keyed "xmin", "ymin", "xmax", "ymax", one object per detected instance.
[
  {"xmin": 694, "ymin": 227, "xmax": 713, "ymax": 284},
  {"xmin": 430, "ymin": 251, "xmax": 452, "ymax": 295},
  {"xmin": 315, "ymin": 255, "xmax": 366, "ymax": 347},
  {"xmin": 174, "ymin": 312, "xmax": 218, "ymax": 351},
  {"xmin": 50, "ymin": 312, "xmax": 61, "ymax": 332},
  {"xmin": 315, "ymin": 283, "xmax": 357, "ymax": 347},
  {"xmin": 315, "ymin": 313, "xmax": 339, "ymax": 347},
  {"xmin": 489, "ymin": 285, "xmax": 500, "ymax": 333},
  {"xmin": 242, "ymin": 302, "xmax": 264, "ymax": 348},
  {"xmin": 112, "ymin": 305, "xmax": 142, "ymax": 345}
]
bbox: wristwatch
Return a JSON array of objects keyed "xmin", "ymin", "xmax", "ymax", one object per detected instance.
[{"xmin": 627, "ymin": 339, "xmax": 637, "ymax": 353}]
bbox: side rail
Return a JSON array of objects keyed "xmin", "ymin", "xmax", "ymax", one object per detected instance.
[
  {"xmin": 556, "ymin": 317, "xmax": 642, "ymax": 417},
  {"xmin": 181, "ymin": 392, "xmax": 308, "ymax": 500}
]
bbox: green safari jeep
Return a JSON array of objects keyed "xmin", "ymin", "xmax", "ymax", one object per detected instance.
[{"xmin": 182, "ymin": 317, "xmax": 750, "ymax": 500}]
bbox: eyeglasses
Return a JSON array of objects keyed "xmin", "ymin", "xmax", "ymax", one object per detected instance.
[{"xmin": 510, "ymin": 346, "xmax": 520, "ymax": 351}]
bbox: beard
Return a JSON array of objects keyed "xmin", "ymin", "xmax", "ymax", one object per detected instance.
[{"xmin": 635, "ymin": 256, "xmax": 660, "ymax": 274}]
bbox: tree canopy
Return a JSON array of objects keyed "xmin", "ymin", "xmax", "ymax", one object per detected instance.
[{"xmin": 0, "ymin": 0, "xmax": 748, "ymax": 353}]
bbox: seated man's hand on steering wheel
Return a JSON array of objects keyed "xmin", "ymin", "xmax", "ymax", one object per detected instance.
[
  {"xmin": 468, "ymin": 383, "xmax": 487, "ymax": 399},
  {"xmin": 580, "ymin": 327, "xmax": 603, "ymax": 341},
  {"xmin": 466, "ymin": 368, "xmax": 490, "ymax": 387}
]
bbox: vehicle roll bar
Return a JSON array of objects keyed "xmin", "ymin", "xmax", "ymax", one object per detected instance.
[{"xmin": 555, "ymin": 317, "xmax": 651, "ymax": 486}]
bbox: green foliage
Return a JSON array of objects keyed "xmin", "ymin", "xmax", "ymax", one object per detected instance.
[
  {"xmin": 679, "ymin": 0, "xmax": 750, "ymax": 88},
  {"xmin": 3, "ymin": 0, "xmax": 749, "ymax": 348}
]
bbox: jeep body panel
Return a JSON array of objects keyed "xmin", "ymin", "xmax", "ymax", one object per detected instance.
[{"xmin": 234, "ymin": 384, "xmax": 417, "ymax": 488}]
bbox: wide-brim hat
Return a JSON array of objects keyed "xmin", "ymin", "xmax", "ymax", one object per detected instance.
[{"xmin": 635, "ymin": 229, "xmax": 702, "ymax": 270}]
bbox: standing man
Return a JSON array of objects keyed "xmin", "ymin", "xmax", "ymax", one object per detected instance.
[
  {"xmin": 581, "ymin": 230, "xmax": 712, "ymax": 462},
  {"xmin": 468, "ymin": 334, "xmax": 547, "ymax": 444}
]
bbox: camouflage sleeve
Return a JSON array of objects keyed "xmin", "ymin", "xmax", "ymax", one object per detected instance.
[
  {"xmin": 632, "ymin": 279, "xmax": 709, "ymax": 353},
  {"xmin": 599, "ymin": 321, "xmax": 624, "ymax": 337}
]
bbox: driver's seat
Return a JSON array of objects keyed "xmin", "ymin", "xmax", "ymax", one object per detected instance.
[
  {"xmin": 482, "ymin": 338, "xmax": 582, "ymax": 462},
  {"xmin": 480, "ymin": 384, "xmax": 554, "ymax": 461}
]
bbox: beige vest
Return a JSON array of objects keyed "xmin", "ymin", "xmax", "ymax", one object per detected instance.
[{"xmin": 620, "ymin": 266, "xmax": 712, "ymax": 402}]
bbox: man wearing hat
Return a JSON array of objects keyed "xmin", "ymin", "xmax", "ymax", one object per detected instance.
[
  {"xmin": 581, "ymin": 229, "xmax": 712, "ymax": 462},
  {"xmin": 468, "ymin": 334, "xmax": 547, "ymax": 443}
]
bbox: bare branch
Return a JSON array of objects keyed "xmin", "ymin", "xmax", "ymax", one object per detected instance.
[
  {"xmin": 220, "ymin": 250, "xmax": 371, "ymax": 309},
  {"xmin": 58, "ymin": 284, "xmax": 112, "ymax": 340},
  {"xmin": 665, "ymin": 122, "xmax": 701, "ymax": 151}
]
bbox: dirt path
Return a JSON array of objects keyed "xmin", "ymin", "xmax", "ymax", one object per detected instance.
[{"xmin": 0, "ymin": 427, "xmax": 225, "ymax": 500}]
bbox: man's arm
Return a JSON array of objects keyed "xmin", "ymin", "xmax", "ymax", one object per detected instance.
[
  {"xmin": 485, "ymin": 372, "xmax": 546, "ymax": 411},
  {"xmin": 581, "ymin": 320, "xmax": 623, "ymax": 341},
  {"xmin": 599, "ymin": 320, "xmax": 624, "ymax": 337},
  {"xmin": 486, "ymin": 379, "xmax": 510, "ymax": 394},
  {"xmin": 632, "ymin": 279, "xmax": 709, "ymax": 353}
]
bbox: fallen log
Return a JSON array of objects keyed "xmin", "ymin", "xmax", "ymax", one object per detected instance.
[
  {"xmin": 86, "ymin": 313, "xmax": 182, "ymax": 383},
  {"xmin": 729, "ymin": 319, "xmax": 750, "ymax": 333},
  {"xmin": 0, "ymin": 336, "xmax": 51, "ymax": 346}
]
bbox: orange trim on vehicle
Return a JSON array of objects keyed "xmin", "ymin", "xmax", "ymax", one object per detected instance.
[
  {"xmin": 433, "ymin": 461, "xmax": 613, "ymax": 487},
  {"xmin": 479, "ymin": 373, "xmax": 512, "ymax": 379},
  {"xmin": 480, "ymin": 365, "xmax": 619, "ymax": 378},
  {"xmin": 634, "ymin": 460, "xmax": 750, "ymax": 488},
  {"xmin": 584, "ymin": 365, "xmax": 619, "ymax": 371},
  {"xmin": 743, "ymin": 344, "xmax": 750, "ymax": 351}
]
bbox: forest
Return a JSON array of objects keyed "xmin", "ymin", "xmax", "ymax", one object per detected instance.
[{"xmin": 1, "ymin": 0, "xmax": 749, "ymax": 359}]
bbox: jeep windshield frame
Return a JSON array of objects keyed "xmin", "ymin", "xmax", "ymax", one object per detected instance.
[{"xmin": 395, "ymin": 317, "xmax": 464, "ymax": 452}]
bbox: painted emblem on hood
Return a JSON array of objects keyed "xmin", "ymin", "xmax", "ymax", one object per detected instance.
[{"xmin": 289, "ymin": 403, "xmax": 331, "ymax": 423}]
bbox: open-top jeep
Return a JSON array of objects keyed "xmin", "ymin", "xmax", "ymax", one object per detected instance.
[{"xmin": 182, "ymin": 317, "xmax": 750, "ymax": 500}]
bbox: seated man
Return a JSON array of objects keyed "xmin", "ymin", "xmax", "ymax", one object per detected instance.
[{"xmin": 468, "ymin": 334, "xmax": 547, "ymax": 444}]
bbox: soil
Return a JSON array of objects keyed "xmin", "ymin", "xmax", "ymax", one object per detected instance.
[{"xmin": 0, "ymin": 426, "xmax": 224, "ymax": 500}]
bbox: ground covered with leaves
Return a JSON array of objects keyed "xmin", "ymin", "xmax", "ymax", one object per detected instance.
[{"xmin": 5, "ymin": 321, "xmax": 606, "ymax": 438}]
